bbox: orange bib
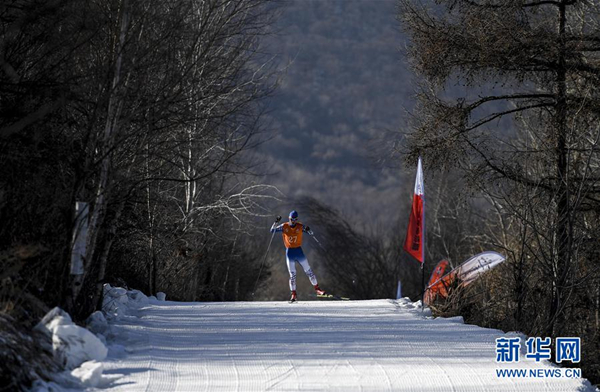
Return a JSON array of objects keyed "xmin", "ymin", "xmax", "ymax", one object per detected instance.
[{"xmin": 282, "ymin": 222, "xmax": 303, "ymax": 248}]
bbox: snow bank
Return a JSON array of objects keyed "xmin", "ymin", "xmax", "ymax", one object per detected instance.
[
  {"xmin": 35, "ymin": 307, "xmax": 108, "ymax": 370},
  {"xmin": 395, "ymin": 297, "xmax": 433, "ymax": 317},
  {"xmin": 156, "ymin": 291, "xmax": 167, "ymax": 301},
  {"xmin": 31, "ymin": 379, "xmax": 69, "ymax": 392},
  {"xmin": 127, "ymin": 289, "xmax": 149, "ymax": 304},
  {"xmin": 31, "ymin": 285, "xmax": 154, "ymax": 391},
  {"xmin": 86, "ymin": 310, "xmax": 108, "ymax": 335},
  {"xmin": 102, "ymin": 284, "xmax": 152, "ymax": 319},
  {"xmin": 102, "ymin": 284, "xmax": 129, "ymax": 318},
  {"xmin": 31, "ymin": 307, "xmax": 109, "ymax": 390},
  {"xmin": 70, "ymin": 360, "xmax": 104, "ymax": 387},
  {"xmin": 32, "ymin": 360, "xmax": 116, "ymax": 391}
]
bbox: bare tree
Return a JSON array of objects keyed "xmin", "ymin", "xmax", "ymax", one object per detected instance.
[
  {"xmin": 89, "ymin": 0, "xmax": 282, "ymax": 305},
  {"xmin": 0, "ymin": 0, "xmax": 282, "ymax": 317},
  {"xmin": 293, "ymin": 197, "xmax": 407, "ymax": 299},
  {"xmin": 399, "ymin": 0, "xmax": 600, "ymax": 381}
]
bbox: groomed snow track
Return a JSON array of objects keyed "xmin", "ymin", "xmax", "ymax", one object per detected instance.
[{"xmin": 102, "ymin": 299, "xmax": 594, "ymax": 391}]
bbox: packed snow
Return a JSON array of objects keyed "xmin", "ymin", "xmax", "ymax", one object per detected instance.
[
  {"xmin": 30, "ymin": 285, "xmax": 597, "ymax": 391},
  {"xmin": 94, "ymin": 295, "xmax": 596, "ymax": 392}
]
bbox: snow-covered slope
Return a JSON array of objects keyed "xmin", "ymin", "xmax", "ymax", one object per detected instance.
[{"xmin": 102, "ymin": 299, "xmax": 595, "ymax": 391}]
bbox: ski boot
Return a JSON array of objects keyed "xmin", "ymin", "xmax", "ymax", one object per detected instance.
[
  {"xmin": 314, "ymin": 285, "xmax": 326, "ymax": 296},
  {"xmin": 289, "ymin": 290, "xmax": 297, "ymax": 303}
]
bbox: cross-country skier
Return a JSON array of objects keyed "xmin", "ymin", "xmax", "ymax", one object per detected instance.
[{"xmin": 271, "ymin": 210, "xmax": 326, "ymax": 302}]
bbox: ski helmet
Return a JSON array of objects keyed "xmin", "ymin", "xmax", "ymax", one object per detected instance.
[{"xmin": 289, "ymin": 210, "xmax": 299, "ymax": 221}]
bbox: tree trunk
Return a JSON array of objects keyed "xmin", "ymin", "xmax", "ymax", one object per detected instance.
[
  {"xmin": 95, "ymin": 200, "xmax": 126, "ymax": 311},
  {"xmin": 74, "ymin": 0, "xmax": 130, "ymax": 311},
  {"xmin": 548, "ymin": 0, "xmax": 570, "ymax": 338}
]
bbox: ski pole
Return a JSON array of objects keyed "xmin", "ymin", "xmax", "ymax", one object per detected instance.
[
  {"xmin": 310, "ymin": 234, "xmax": 325, "ymax": 251},
  {"xmin": 252, "ymin": 216, "xmax": 281, "ymax": 297}
]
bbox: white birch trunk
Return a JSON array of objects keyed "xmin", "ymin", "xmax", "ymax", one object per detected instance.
[
  {"xmin": 70, "ymin": 201, "xmax": 89, "ymax": 276},
  {"xmin": 73, "ymin": 0, "xmax": 130, "ymax": 303}
]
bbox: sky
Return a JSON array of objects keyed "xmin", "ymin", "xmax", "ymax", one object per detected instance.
[{"xmin": 257, "ymin": 0, "xmax": 415, "ymax": 227}]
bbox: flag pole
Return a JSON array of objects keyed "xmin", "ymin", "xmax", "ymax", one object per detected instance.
[
  {"xmin": 421, "ymin": 159, "xmax": 425, "ymax": 312},
  {"xmin": 421, "ymin": 266, "xmax": 425, "ymax": 312}
]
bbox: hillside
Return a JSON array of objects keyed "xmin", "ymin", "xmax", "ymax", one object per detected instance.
[{"xmin": 260, "ymin": 0, "xmax": 413, "ymax": 223}]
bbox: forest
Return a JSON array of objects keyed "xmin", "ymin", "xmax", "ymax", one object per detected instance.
[{"xmin": 1, "ymin": 0, "xmax": 599, "ymax": 389}]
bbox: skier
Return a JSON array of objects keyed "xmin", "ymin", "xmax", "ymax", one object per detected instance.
[{"xmin": 271, "ymin": 210, "xmax": 326, "ymax": 302}]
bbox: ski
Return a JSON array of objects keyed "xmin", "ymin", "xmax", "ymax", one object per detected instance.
[
  {"xmin": 314, "ymin": 293, "xmax": 351, "ymax": 301},
  {"xmin": 288, "ymin": 298, "xmax": 297, "ymax": 304}
]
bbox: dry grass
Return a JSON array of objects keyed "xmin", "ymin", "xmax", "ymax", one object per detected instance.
[
  {"xmin": 0, "ymin": 313, "xmax": 59, "ymax": 391},
  {"xmin": 0, "ymin": 246, "xmax": 60, "ymax": 391}
]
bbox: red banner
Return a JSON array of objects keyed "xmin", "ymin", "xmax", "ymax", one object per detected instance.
[
  {"xmin": 424, "ymin": 259, "xmax": 450, "ymax": 304},
  {"xmin": 403, "ymin": 157, "xmax": 424, "ymax": 263}
]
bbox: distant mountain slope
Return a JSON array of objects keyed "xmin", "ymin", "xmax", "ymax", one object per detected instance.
[{"xmin": 260, "ymin": 0, "xmax": 413, "ymax": 222}]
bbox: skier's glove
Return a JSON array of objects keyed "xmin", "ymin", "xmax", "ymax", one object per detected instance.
[
  {"xmin": 305, "ymin": 226, "xmax": 314, "ymax": 235},
  {"xmin": 275, "ymin": 215, "xmax": 281, "ymax": 223}
]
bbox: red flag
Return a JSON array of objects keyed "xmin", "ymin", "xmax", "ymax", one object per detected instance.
[{"xmin": 403, "ymin": 157, "xmax": 424, "ymax": 263}]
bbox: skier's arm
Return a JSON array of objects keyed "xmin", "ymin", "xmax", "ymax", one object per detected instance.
[
  {"xmin": 270, "ymin": 223, "xmax": 284, "ymax": 233},
  {"xmin": 270, "ymin": 216, "xmax": 282, "ymax": 233}
]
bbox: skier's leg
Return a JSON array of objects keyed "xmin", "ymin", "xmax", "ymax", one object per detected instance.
[
  {"xmin": 286, "ymin": 255, "xmax": 297, "ymax": 291},
  {"xmin": 298, "ymin": 254, "xmax": 318, "ymax": 286},
  {"xmin": 295, "ymin": 248, "xmax": 325, "ymax": 294}
]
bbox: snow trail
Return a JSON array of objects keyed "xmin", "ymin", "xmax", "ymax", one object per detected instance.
[{"xmin": 102, "ymin": 299, "xmax": 594, "ymax": 391}]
